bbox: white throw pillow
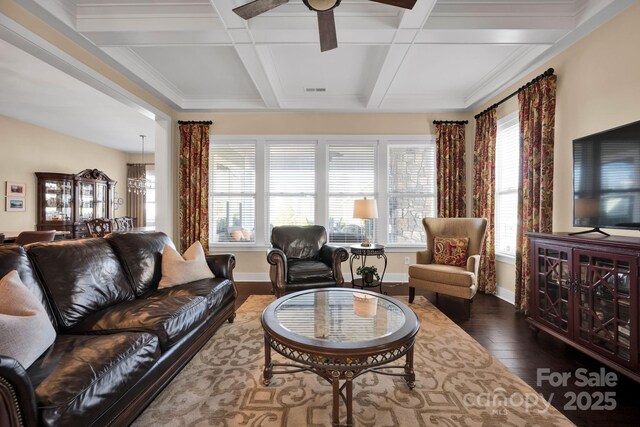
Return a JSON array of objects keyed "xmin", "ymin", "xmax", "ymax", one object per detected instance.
[
  {"xmin": 158, "ymin": 241, "xmax": 214, "ymax": 289},
  {"xmin": 0, "ymin": 270, "xmax": 56, "ymax": 368}
]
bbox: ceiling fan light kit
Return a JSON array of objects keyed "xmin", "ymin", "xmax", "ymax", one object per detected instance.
[{"xmin": 232, "ymin": 0, "xmax": 417, "ymax": 52}]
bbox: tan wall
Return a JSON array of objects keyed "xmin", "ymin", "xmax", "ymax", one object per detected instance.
[
  {"xmin": 182, "ymin": 112, "xmax": 473, "ymax": 278},
  {"xmin": 474, "ymin": 3, "xmax": 640, "ymax": 297},
  {"xmin": 0, "ymin": 115, "xmax": 128, "ymax": 231}
]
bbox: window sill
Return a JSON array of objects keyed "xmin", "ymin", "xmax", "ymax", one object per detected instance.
[{"xmin": 496, "ymin": 253, "xmax": 516, "ymax": 265}]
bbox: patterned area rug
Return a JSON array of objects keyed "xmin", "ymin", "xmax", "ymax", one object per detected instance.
[{"xmin": 133, "ymin": 295, "xmax": 574, "ymax": 426}]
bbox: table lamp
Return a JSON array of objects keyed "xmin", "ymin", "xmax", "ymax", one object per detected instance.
[{"xmin": 353, "ymin": 197, "xmax": 378, "ymax": 246}]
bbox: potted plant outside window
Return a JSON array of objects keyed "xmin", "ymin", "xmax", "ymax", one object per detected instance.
[{"xmin": 356, "ymin": 265, "xmax": 380, "ymax": 285}]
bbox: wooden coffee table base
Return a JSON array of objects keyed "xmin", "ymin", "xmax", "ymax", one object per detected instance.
[{"xmin": 263, "ymin": 334, "xmax": 416, "ymax": 427}]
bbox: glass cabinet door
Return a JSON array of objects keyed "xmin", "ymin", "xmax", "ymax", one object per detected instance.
[
  {"xmin": 79, "ymin": 183, "xmax": 95, "ymax": 221},
  {"xmin": 44, "ymin": 179, "xmax": 73, "ymax": 222},
  {"xmin": 574, "ymin": 251, "xmax": 638, "ymax": 368},
  {"xmin": 95, "ymin": 183, "xmax": 106, "ymax": 218},
  {"xmin": 533, "ymin": 243, "xmax": 572, "ymax": 337}
]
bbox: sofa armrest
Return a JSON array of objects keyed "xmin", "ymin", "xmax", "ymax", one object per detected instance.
[
  {"xmin": 205, "ymin": 254, "xmax": 236, "ymax": 281},
  {"xmin": 319, "ymin": 245, "xmax": 349, "ymax": 286},
  {"xmin": 416, "ymin": 249, "xmax": 433, "ymax": 265},
  {"xmin": 0, "ymin": 356, "xmax": 38, "ymax": 427},
  {"xmin": 467, "ymin": 254, "xmax": 480, "ymax": 276}
]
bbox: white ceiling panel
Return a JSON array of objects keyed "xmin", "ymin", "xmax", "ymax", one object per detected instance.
[
  {"xmin": 129, "ymin": 46, "xmax": 261, "ymax": 100},
  {"xmin": 266, "ymin": 44, "xmax": 388, "ymax": 100},
  {"xmin": 388, "ymin": 44, "xmax": 523, "ymax": 98}
]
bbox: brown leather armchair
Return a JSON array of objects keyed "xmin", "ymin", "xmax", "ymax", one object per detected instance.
[
  {"xmin": 14, "ymin": 230, "xmax": 56, "ymax": 245},
  {"xmin": 267, "ymin": 225, "xmax": 349, "ymax": 298}
]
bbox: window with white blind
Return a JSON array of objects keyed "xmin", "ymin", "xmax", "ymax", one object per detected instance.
[
  {"xmin": 495, "ymin": 112, "xmax": 520, "ymax": 256},
  {"xmin": 209, "ymin": 136, "xmax": 434, "ymax": 248},
  {"xmin": 210, "ymin": 144, "xmax": 256, "ymax": 243},
  {"xmin": 145, "ymin": 168, "xmax": 156, "ymax": 227},
  {"xmin": 388, "ymin": 144, "xmax": 437, "ymax": 244},
  {"xmin": 266, "ymin": 144, "xmax": 316, "ymax": 234},
  {"xmin": 328, "ymin": 144, "xmax": 376, "ymax": 243}
]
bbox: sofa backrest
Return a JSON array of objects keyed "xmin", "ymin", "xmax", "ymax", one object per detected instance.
[
  {"xmin": 0, "ymin": 245, "xmax": 57, "ymax": 330},
  {"xmin": 106, "ymin": 232, "xmax": 173, "ymax": 297},
  {"xmin": 271, "ymin": 225, "xmax": 327, "ymax": 260},
  {"xmin": 27, "ymin": 238, "xmax": 134, "ymax": 330}
]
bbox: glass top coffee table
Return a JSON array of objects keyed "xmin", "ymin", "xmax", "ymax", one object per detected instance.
[{"xmin": 261, "ymin": 288, "xmax": 420, "ymax": 427}]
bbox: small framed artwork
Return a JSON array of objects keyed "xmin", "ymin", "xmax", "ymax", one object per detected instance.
[
  {"xmin": 6, "ymin": 197, "xmax": 26, "ymax": 212},
  {"xmin": 6, "ymin": 182, "xmax": 26, "ymax": 197}
]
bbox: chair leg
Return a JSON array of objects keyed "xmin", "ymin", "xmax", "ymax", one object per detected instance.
[{"xmin": 409, "ymin": 286, "xmax": 415, "ymax": 303}]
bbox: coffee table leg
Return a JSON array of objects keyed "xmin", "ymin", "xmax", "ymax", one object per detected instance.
[
  {"xmin": 331, "ymin": 370, "xmax": 340, "ymax": 426},
  {"xmin": 263, "ymin": 334, "xmax": 272, "ymax": 386},
  {"xmin": 405, "ymin": 346, "xmax": 416, "ymax": 389},
  {"xmin": 345, "ymin": 371, "xmax": 354, "ymax": 427}
]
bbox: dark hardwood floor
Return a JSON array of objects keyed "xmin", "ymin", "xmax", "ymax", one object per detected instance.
[{"xmin": 236, "ymin": 282, "xmax": 639, "ymax": 426}]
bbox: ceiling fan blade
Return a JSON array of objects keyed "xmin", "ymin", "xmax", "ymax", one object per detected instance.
[
  {"xmin": 369, "ymin": 0, "xmax": 417, "ymax": 10},
  {"xmin": 233, "ymin": 0, "xmax": 289, "ymax": 20},
  {"xmin": 317, "ymin": 10, "xmax": 337, "ymax": 52}
]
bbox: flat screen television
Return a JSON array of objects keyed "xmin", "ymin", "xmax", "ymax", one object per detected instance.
[{"xmin": 573, "ymin": 120, "xmax": 640, "ymax": 233}]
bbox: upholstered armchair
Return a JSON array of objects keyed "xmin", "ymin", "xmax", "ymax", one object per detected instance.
[
  {"xmin": 267, "ymin": 225, "xmax": 349, "ymax": 298},
  {"xmin": 408, "ymin": 217, "xmax": 487, "ymax": 318}
]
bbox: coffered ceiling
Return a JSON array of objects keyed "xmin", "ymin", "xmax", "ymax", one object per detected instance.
[{"xmin": 12, "ymin": 0, "xmax": 633, "ymax": 112}]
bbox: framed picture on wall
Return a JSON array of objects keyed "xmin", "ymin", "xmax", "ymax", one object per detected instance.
[
  {"xmin": 6, "ymin": 197, "xmax": 26, "ymax": 212},
  {"xmin": 6, "ymin": 181, "xmax": 26, "ymax": 197}
]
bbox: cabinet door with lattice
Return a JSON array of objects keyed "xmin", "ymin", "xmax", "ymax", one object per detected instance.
[
  {"xmin": 574, "ymin": 250, "xmax": 638, "ymax": 369},
  {"xmin": 532, "ymin": 243, "xmax": 573, "ymax": 337}
]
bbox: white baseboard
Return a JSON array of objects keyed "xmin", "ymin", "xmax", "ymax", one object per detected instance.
[
  {"xmin": 495, "ymin": 286, "xmax": 515, "ymax": 305},
  {"xmin": 233, "ymin": 272, "xmax": 409, "ymax": 284}
]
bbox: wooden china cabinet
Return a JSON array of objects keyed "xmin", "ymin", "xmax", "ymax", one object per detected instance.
[
  {"xmin": 527, "ymin": 232, "xmax": 640, "ymax": 382},
  {"xmin": 36, "ymin": 169, "xmax": 116, "ymax": 238}
]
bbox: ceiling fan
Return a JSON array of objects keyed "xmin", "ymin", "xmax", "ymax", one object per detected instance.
[{"xmin": 232, "ymin": 0, "xmax": 418, "ymax": 52}]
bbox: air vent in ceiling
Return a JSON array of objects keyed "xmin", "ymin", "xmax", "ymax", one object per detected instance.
[{"xmin": 305, "ymin": 88, "xmax": 327, "ymax": 92}]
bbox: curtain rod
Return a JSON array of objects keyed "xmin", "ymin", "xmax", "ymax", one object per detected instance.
[
  {"xmin": 433, "ymin": 120, "xmax": 469, "ymax": 125},
  {"xmin": 178, "ymin": 120, "xmax": 213, "ymax": 125},
  {"xmin": 474, "ymin": 68, "xmax": 555, "ymax": 119}
]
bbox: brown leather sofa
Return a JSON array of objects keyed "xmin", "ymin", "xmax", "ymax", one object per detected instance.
[
  {"xmin": 0, "ymin": 232, "xmax": 236, "ymax": 427},
  {"xmin": 267, "ymin": 225, "xmax": 348, "ymax": 298}
]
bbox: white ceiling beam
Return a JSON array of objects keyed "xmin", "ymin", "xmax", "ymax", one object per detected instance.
[
  {"xmin": 208, "ymin": 0, "xmax": 279, "ymax": 108},
  {"xmin": 366, "ymin": 0, "xmax": 437, "ymax": 109}
]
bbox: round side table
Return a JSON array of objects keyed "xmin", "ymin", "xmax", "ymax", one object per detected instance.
[{"xmin": 349, "ymin": 243, "xmax": 388, "ymax": 294}]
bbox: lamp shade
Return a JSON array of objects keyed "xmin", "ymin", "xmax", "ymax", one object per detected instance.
[{"xmin": 353, "ymin": 198, "xmax": 378, "ymax": 219}]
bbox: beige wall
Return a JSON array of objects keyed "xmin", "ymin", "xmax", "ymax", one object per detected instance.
[
  {"xmin": 0, "ymin": 115, "xmax": 129, "ymax": 231},
  {"xmin": 185, "ymin": 112, "xmax": 473, "ymax": 279},
  {"xmin": 473, "ymin": 3, "xmax": 640, "ymax": 297}
]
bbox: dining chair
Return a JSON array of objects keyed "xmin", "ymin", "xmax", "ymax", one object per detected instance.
[
  {"xmin": 14, "ymin": 230, "xmax": 57, "ymax": 245},
  {"xmin": 85, "ymin": 219, "xmax": 113, "ymax": 237}
]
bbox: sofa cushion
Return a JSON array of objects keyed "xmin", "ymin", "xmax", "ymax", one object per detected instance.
[
  {"xmin": 27, "ymin": 239, "xmax": 134, "ymax": 329},
  {"xmin": 28, "ymin": 332, "xmax": 159, "ymax": 427},
  {"xmin": 408, "ymin": 264, "xmax": 475, "ymax": 287},
  {"xmin": 106, "ymin": 232, "xmax": 173, "ymax": 296},
  {"xmin": 287, "ymin": 260, "xmax": 334, "ymax": 284},
  {"xmin": 71, "ymin": 296, "xmax": 208, "ymax": 350},
  {"xmin": 0, "ymin": 270, "xmax": 57, "ymax": 368},
  {"xmin": 0, "ymin": 245, "xmax": 56, "ymax": 328},
  {"xmin": 159, "ymin": 241, "xmax": 213, "ymax": 289},
  {"xmin": 433, "ymin": 236, "xmax": 469, "ymax": 267},
  {"xmin": 149, "ymin": 277, "xmax": 235, "ymax": 313}
]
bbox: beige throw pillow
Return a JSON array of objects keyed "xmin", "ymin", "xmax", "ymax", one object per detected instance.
[
  {"xmin": 0, "ymin": 270, "xmax": 56, "ymax": 368},
  {"xmin": 159, "ymin": 241, "xmax": 214, "ymax": 289}
]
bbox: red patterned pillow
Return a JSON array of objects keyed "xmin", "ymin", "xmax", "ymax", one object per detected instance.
[{"xmin": 433, "ymin": 236, "xmax": 469, "ymax": 267}]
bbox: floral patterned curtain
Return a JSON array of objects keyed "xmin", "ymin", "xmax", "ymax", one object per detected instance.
[
  {"xmin": 435, "ymin": 122, "xmax": 467, "ymax": 218},
  {"xmin": 178, "ymin": 121, "xmax": 211, "ymax": 253},
  {"xmin": 515, "ymin": 74, "xmax": 557, "ymax": 313},
  {"xmin": 472, "ymin": 110, "xmax": 497, "ymax": 294}
]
